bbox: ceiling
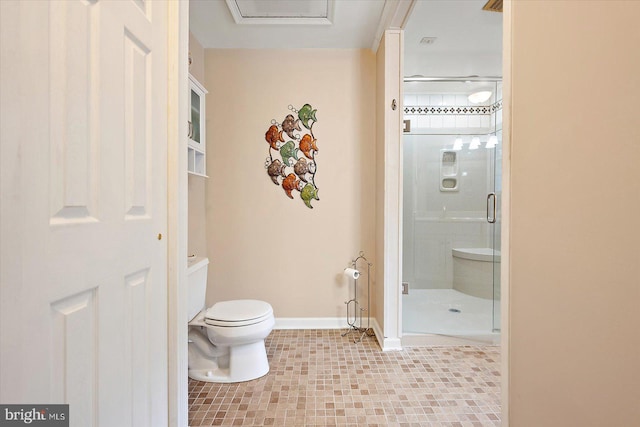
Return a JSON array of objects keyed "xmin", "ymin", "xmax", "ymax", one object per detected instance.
[
  {"xmin": 189, "ymin": 0, "xmax": 385, "ymax": 49},
  {"xmin": 403, "ymin": 0, "xmax": 502, "ymax": 77},
  {"xmin": 189, "ymin": 0, "xmax": 502, "ymax": 76}
]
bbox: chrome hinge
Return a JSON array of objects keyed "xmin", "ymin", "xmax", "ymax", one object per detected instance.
[{"xmin": 402, "ymin": 282, "xmax": 409, "ymax": 295}]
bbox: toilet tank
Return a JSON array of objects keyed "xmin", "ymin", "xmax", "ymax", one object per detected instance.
[{"xmin": 187, "ymin": 257, "xmax": 209, "ymax": 321}]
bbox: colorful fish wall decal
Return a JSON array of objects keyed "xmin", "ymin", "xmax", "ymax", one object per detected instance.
[
  {"xmin": 300, "ymin": 183, "xmax": 320, "ymax": 209},
  {"xmin": 297, "ymin": 104, "xmax": 317, "ymax": 130},
  {"xmin": 279, "ymin": 140, "xmax": 298, "ymax": 167},
  {"xmin": 263, "ymin": 104, "xmax": 319, "ymax": 209}
]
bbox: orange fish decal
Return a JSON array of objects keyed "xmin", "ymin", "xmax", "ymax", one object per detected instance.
[
  {"xmin": 299, "ymin": 134, "xmax": 318, "ymax": 160},
  {"xmin": 265, "ymin": 125, "xmax": 284, "ymax": 150},
  {"xmin": 281, "ymin": 173, "xmax": 302, "ymax": 199}
]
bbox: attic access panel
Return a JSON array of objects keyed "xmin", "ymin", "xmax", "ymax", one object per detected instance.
[{"xmin": 226, "ymin": 0, "xmax": 335, "ymax": 25}]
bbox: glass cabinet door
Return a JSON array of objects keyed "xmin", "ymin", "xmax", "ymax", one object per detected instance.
[
  {"xmin": 188, "ymin": 75, "xmax": 208, "ymax": 176},
  {"xmin": 190, "ymin": 88, "xmax": 201, "ymax": 144}
]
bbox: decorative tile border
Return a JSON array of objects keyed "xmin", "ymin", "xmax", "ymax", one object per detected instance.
[{"xmin": 404, "ymin": 100, "xmax": 502, "ymax": 115}]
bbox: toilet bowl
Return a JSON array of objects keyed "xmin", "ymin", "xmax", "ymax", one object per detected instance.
[{"xmin": 187, "ymin": 257, "xmax": 274, "ymax": 383}]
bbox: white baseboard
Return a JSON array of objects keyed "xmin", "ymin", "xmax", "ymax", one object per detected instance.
[
  {"xmin": 273, "ymin": 317, "xmax": 403, "ymax": 351},
  {"xmin": 274, "ymin": 317, "xmax": 346, "ymax": 330},
  {"xmin": 370, "ymin": 318, "xmax": 402, "ymax": 351}
]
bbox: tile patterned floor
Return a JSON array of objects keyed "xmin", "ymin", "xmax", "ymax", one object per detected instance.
[{"xmin": 188, "ymin": 330, "xmax": 501, "ymax": 426}]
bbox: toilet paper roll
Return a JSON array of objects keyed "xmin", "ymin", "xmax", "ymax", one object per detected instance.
[{"xmin": 344, "ymin": 268, "xmax": 360, "ymax": 280}]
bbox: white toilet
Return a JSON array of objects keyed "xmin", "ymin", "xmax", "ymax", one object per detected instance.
[{"xmin": 187, "ymin": 257, "xmax": 275, "ymax": 383}]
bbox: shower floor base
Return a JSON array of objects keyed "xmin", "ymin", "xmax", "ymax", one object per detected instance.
[{"xmin": 402, "ymin": 289, "xmax": 499, "ymax": 344}]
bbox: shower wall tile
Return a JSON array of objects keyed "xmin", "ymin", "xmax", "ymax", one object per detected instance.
[
  {"xmin": 468, "ymin": 115, "xmax": 482, "ymax": 128},
  {"xmin": 416, "ymin": 115, "xmax": 430, "ymax": 128},
  {"xmin": 455, "ymin": 94, "xmax": 469, "ymax": 106},
  {"xmin": 403, "ymin": 136, "xmax": 492, "ymax": 290},
  {"xmin": 457, "ymin": 222, "xmax": 488, "ymax": 238},
  {"xmin": 443, "ymin": 94, "xmax": 456, "ymax": 105},
  {"xmin": 481, "ymin": 115, "xmax": 492, "ymax": 129},
  {"xmin": 414, "ymin": 231, "xmax": 451, "ymax": 288},
  {"xmin": 455, "ymin": 115, "xmax": 469, "ymax": 128},
  {"xmin": 430, "ymin": 116, "xmax": 443, "ymax": 128},
  {"xmin": 443, "ymin": 115, "xmax": 456, "ymax": 128},
  {"xmin": 409, "ymin": 220, "xmax": 489, "ymax": 290},
  {"xmin": 429, "ymin": 94, "xmax": 443, "ymax": 106},
  {"xmin": 417, "ymin": 94, "xmax": 431, "ymax": 105},
  {"xmin": 404, "ymin": 94, "xmax": 417, "ymax": 105}
]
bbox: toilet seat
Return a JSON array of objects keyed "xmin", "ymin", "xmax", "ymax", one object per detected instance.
[{"xmin": 204, "ymin": 299, "xmax": 273, "ymax": 327}]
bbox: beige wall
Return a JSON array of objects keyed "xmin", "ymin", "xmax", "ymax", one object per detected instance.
[
  {"xmin": 188, "ymin": 32, "xmax": 205, "ymax": 85},
  {"xmin": 508, "ymin": 2, "xmax": 640, "ymax": 425},
  {"xmin": 188, "ymin": 33, "xmax": 207, "ymax": 258},
  {"xmin": 203, "ymin": 49, "xmax": 376, "ymax": 317}
]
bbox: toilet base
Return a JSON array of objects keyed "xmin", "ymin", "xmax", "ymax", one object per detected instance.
[{"xmin": 188, "ymin": 337, "xmax": 270, "ymax": 383}]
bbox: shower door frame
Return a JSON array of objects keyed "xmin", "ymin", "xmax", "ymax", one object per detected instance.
[{"xmin": 377, "ymin": 7, "xmax": 513, "ymax": 424}]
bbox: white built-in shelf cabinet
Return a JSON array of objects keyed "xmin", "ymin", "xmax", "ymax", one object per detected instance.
[{"xmin": 188, "ymin": 75, "xmax": 208, "ymax": 177}]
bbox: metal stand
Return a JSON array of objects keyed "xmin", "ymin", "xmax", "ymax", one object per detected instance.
[{"xmin": 342, "ymin": 251, "xmax": 374, "ymax": 343}]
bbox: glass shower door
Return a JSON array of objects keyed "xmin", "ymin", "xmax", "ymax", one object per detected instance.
[
  {"xmin": 402, "ymin": 133, "xmax": 499, "ymax": 338},
  {"xmin": 401, "ymin": 79, "xmax": 503, "ymax": 341}
]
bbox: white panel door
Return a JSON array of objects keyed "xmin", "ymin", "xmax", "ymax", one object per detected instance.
[{"xmin": 0, "ymin": 1, "xmax": 168, "ymax": 426}]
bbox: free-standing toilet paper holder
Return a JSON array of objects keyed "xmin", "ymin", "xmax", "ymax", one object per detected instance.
[{"xmin": 342, "ymin": 251, "xmax": 374, "ymax": 343}]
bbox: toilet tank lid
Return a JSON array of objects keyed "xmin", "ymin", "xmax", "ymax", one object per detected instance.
[
  {"xmin": 187, "ymin": 256, "xmax": 209, "ymax": 274},
  {"xmin": 205, "ymin": 299, "xmax": 273, "ymax": 322}
]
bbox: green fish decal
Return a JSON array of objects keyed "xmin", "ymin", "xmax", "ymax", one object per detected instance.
[
  {"xmin": 300, "ymin": 183, "xmax": 320, "ymax": 209},
  {"xmin": 279, "ymin": 140, "xmax": 298, "ymax": 166},
  {"xmin": 297, "ymin": 104, "xmax": 317, "ymax": 130}
]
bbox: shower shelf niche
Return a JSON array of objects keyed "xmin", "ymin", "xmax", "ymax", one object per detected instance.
[{"xmin": 439, "ymin": 149, "xmax": 459, "ymax": 192}]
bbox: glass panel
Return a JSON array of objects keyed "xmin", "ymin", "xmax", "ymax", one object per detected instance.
[
  {"xmin": 402, "ymin": 133, "xmax": 494, "ymax": 336},
  {"xmin": 492, "ymin": 134, "xmax": 502, "ymax": 332},
  {"xmin": 492, "ymin": 80, "xmax": 503, "ymax": 332},
  {"xmin": 190, "ymin": 89, "xmax": 201, "ymax": 144},
  {"xmin": 401, "ymin": 80, "xmax": 502, "ymax": 340}
]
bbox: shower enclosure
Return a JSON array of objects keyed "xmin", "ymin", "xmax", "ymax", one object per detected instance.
[{"xmin": 402, "ymin": 78, "xmax": 502, "ymax": 343}]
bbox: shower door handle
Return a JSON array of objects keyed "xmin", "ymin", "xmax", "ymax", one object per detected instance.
[{"xmin": 487, "ymin": 192, "xmax": 497, "ymax": 223}]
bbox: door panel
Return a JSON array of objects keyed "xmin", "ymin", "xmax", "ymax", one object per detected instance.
[
  {"xmin": 48, "ymin": 0, "xmax": 98, "ymax": 225},
  {"xmin": 50, "ymin": 289, "xmax": 98, "ymax": 426},
  {"xmin": 0, "ymin": 1, "xmax": 168, "ymax": 426}
]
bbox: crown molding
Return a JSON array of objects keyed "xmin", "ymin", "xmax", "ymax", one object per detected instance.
[{"xmin": 371, "ymin": 0, "xmax": 416, "ymax": 52}]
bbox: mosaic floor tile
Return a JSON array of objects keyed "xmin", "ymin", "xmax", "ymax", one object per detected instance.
[{"xmin": 189, "ymin": 330, "xmax": 501, "ymax": 426}]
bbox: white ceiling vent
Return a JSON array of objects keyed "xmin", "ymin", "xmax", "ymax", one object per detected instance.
[
  {"xmin": 225, "ymin": 0, "xmax": 335, "ymax": 25},
  {"xmin": 420, "ymin": 37, "xmax": 437, "ymax": 45}
]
